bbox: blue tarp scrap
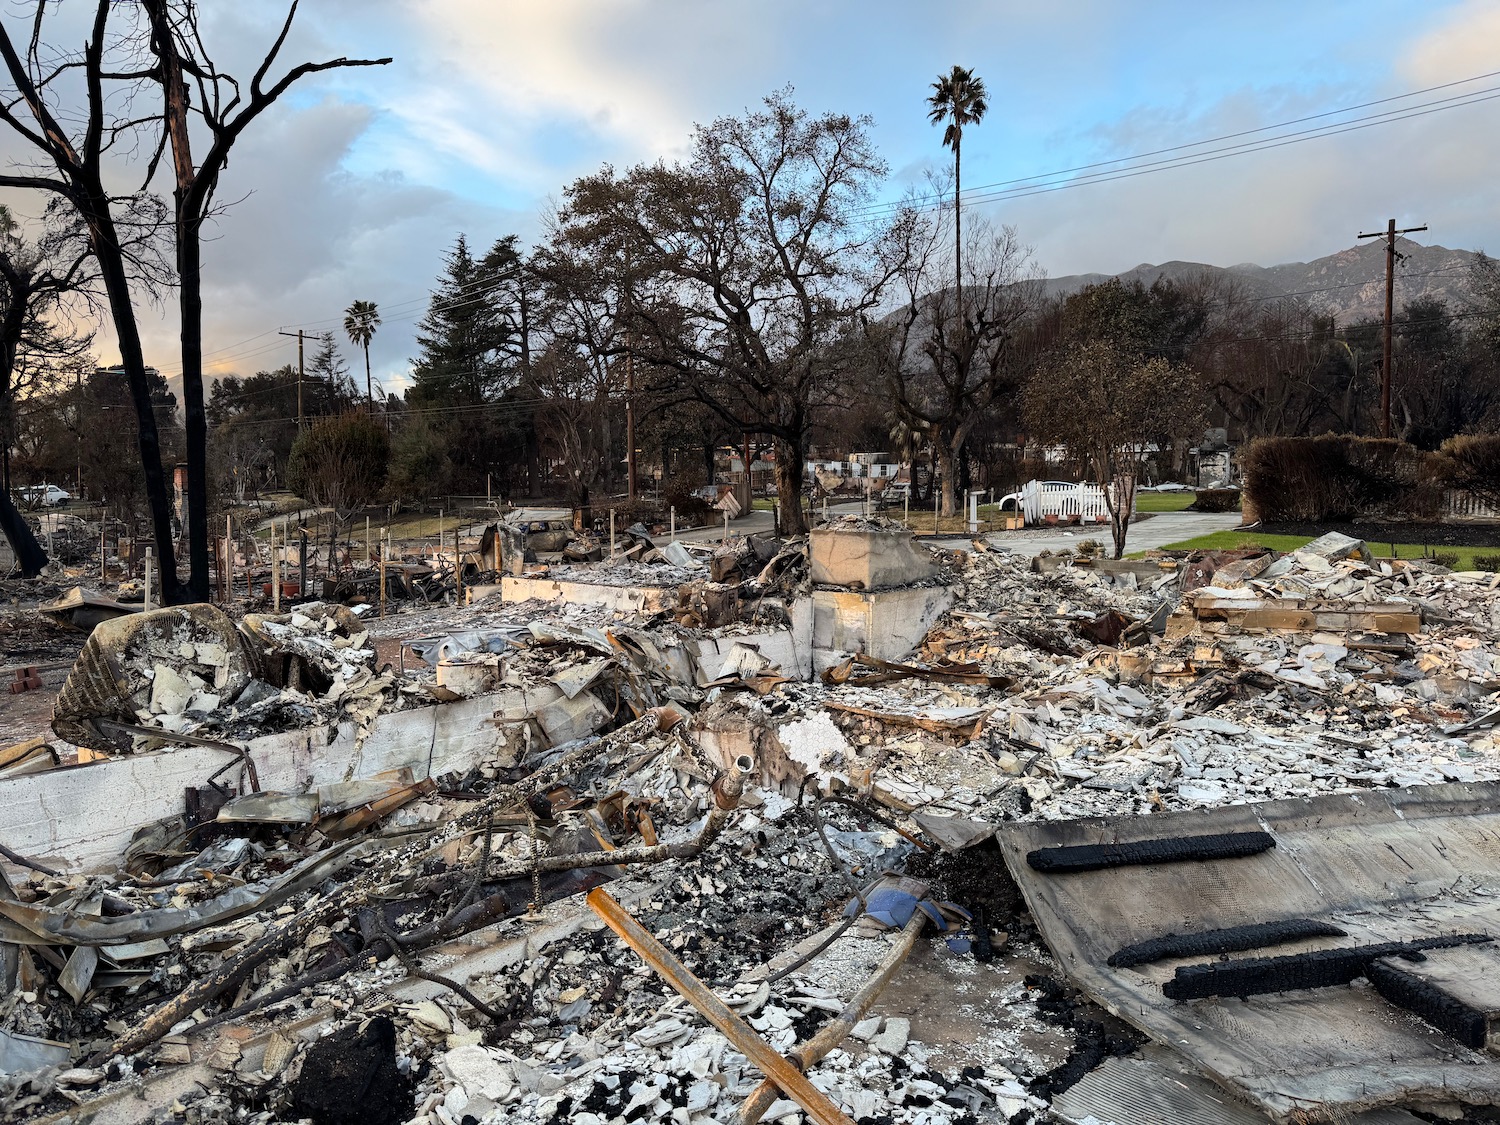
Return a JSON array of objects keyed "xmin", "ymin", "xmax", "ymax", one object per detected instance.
[{"xmin": 845, "ymin": 884, "xmax": 972, "ymax": 946}]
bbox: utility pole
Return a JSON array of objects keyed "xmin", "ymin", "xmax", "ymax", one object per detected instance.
[
  {"xmin": 625, "ymin": 344, "xmax": 637, "ymax": 501},
  {"xmin": 1357, "ymin": 218, "xmax": 1427, "ymax": 439},
  {"xmin": 277, "ymin": 328, "xmax": 306, "ymax": 427},
  {"xmin": 622, "ymin": 248, "xmax": 637, "ymax": 502}
]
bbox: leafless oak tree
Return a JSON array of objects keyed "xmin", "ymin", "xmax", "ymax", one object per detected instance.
[
  {"xmin": 558, "ymin": 91, "xmax": 903, "ymax": 534},
  {"xmin": 872, "ymin": 202, "xmax": 1041, "ymax": 515}
]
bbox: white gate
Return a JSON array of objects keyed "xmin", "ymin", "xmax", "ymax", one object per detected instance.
[{"xmin": 1020, "ymin": 480, "xmax": 1110, "ymax": 524}]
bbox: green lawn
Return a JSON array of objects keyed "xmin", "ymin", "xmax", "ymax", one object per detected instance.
[
  {"xmin": 1137, "ymin": 530, "xmax": 1499, "ymax": 571},
  {"xmin": 1133, "ymin": 491, "xmax": 1197, "ymax": 513}
]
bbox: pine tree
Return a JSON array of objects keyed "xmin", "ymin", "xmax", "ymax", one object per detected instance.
[
  {"xmin": 308, "ymin": 331, "xmax": 355, "ymax": 408},
  {"xmin": 408, "ymin": 235, "xmax": 518, "ymax": 406}
]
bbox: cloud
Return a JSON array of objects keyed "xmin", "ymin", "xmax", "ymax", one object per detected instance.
[
  {"xmin": 140, "ymin": 96, "xmax": 520, "ymax": 393},
  {"xmin": 1402, "ymin": 0, "xmax": 1500, "ymax": 85}
]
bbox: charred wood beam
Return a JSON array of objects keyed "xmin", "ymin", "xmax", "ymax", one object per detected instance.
[
  {"xmin": 1108, "ymin": 919, "xmax": 1347, "ymax": 969},
  {"xmin": 1028, "ymin": 831, "xmax": 1275, "ymax": 874},
  {"xmin": 1162, "ymin": 934, "xmax": 1493, "ymax": 1001},
  {"xmin": 1366, "ymin": 959, "xmax": 1489, "ymax": 1050}
]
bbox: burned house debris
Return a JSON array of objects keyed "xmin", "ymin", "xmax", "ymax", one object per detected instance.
[{"xmin": 4, "ymin": 519, "xmax": 1500, "ymax": 1125}]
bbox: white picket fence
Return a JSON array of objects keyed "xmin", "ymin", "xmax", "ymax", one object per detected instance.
[
  {"xmin": 1444, "ymin": 490, "xmax": 1500, "ymax": 520},
  {"xmin": 1019, "ymin": 480, "xmax": 1110, "ymax": 524}
]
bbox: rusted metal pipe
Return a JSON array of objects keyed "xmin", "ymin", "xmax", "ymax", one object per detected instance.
[
  {"xmin": 586, "ymin": 887, "xmax": 856, "ymax": 1125},
  {"xmin": 737, "ymin": 910, "xmax": 927, "ymax": 1125}
]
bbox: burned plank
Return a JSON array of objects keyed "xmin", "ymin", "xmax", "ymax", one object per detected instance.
[
  {"xmin": 1027, "ymin": 831, "xmax": 1275, "ymax": 874},
  {"xmin": 1107, "ymin": 918, "xmax": 1347, "ymax": 969},
  {"xmin": 1162, "ymin": 934, "xmax": 1494, "ymax": 1001},
  {"xmin": 1367, "ymin": 959, "xmax": 1489, "ymax": 1050}
]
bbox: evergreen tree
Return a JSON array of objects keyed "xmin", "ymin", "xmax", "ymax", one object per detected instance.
[
  {"xmin": 408, "ymin": 235, "xmax": 520, "ymax": 406},
  {"xmin": 308, "ymin": 331, "xmax": 356, "ymax": 406}
]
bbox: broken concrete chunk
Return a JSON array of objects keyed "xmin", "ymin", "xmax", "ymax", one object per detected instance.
[
  {"xmin": 148, "ymin": 663, "xmax": 193, "ymax": 716},
  {"xmin": 869, "ymin": 1017, "xmax": 911, "ymax": 1056},
  {"xmin": 1298, "ymin": 531, "xmax": 1372, "ymax": 564},
  {"xmin": 810, "ymin": 527, "xmax": 936, "ymax": 590},
  {"xmin": 534, "ymin": 690, "xmax": 611, "ymax": 746}
]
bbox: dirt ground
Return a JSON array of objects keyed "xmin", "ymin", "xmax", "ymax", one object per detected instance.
[{"xmin": 0, "ymin": 610, "xmax": 84, "ymax": 745}]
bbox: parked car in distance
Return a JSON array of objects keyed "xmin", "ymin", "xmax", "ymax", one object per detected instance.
[{"xmin": 13, "ymin": 483, "xmax": 71, "ymax": 507}]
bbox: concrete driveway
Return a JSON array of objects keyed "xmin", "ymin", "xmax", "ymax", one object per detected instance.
[{"xmin": 967, "ymin": 510, "xmax": 1247, "ymax": 558}]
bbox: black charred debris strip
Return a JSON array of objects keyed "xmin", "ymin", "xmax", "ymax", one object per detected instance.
[
  {"xmin": 1106, "ymin": 918, "xmax": 1348, "ymax": 969},
  {"xmin": 1161, "ymin": 933, "xmax": 1494, "ymax": 1001},
  {"xmin": 1026, "ymin": 830, "xmax": 1275, "ymax": 873},
  {"xmin": 1365, "ymin": 959, "xmax": 1491, "ymax": 1051}
]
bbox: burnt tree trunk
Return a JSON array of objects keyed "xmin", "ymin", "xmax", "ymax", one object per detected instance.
[
  {"xmin": 0, "ymin": 300, "xmax": 47, "ymax": 576},
  {"xmin": 774, "ymin": 436, "xmax": 807, "ymax": 535},
  {"xmin": 153, "ymin": 4, "xmax": 209, "ymax": 602},
  {"xmin": 89, "ymin": 208, "xmax": 185, "ymax": 601},
  {"xmin": 0, "ymin": 487, "xmax": 46, "ymax": 576}
]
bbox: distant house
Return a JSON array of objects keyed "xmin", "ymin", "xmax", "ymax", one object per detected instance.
[
  {"xmin": 803, "ymin": 452, "xmax": 901, "ymax": 480},
  {"xmin": 1187, "ymin": 429, "xmax": 1237, "ymax": 488}
]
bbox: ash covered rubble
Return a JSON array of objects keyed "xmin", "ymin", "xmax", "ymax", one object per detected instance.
[{"xmin": 3, "ymin": 524, "xmax": 1500, "ymax": 1123}]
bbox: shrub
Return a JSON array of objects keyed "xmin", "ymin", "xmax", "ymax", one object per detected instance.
[
  {"xmin": 1240, "ymin": 436, "xmax": 1442, "ymax": 523},
  {"xmin": 1474, "ymin": 553, "xmax": 1500, "ymax": 572},
  {"xmin": 1428, "ymin": 552, "xmax": 1460, "ymax": 569},
  {"xmin": 1192, "ymin": 487, "xmax": 1241, "ymax": 513},
  {"xmin": 608, "ymin": 500, "xmax": 665, "ymax": 529},
  {"xmin": 1439, "ymin": 434, "xmax": 1500, "ymax": 509},
  {"xmin": 662, "ymin": 487, "xmax": 714, "ymax": 526},
  {"xmin": 286, "ymin": 413, "xmax": 390, "ymax": 512}
]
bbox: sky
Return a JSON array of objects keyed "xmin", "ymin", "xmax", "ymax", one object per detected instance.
[{"xmin": 4, "ymin": 0, "xmax": 1499, "ymax": 395}]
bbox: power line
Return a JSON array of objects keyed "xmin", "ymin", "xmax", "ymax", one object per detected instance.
[
  {"xmin": 158, "ymin": 265, "xmax": 531, "ymax": 376},
  {"xmin": 860, "ymin": 84, "xmax": 1500, "ymax": 220}
]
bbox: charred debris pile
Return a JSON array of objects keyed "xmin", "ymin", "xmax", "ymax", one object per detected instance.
[{"xmin": 3, "ymin": 522, "xmax": 1500, "ymax": 1124}]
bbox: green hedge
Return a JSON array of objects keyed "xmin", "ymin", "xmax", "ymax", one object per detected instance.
[
  {"xmin": 1192, "ymin": 487, "xmax": 1241, "ymax": 513},
  {"xmin": 1240, "ymin": 436, "xmax": 1442, "ymax": 523}
]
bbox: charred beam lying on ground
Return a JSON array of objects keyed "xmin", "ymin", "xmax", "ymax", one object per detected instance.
[
  {"xmin": 1366, "ymin": 959, "xmax": 1490, "ymax": 1050},
  {"xmin": 1107, "ymin": 918, "xmax": 1348, "ymax": 969},
  {"xmin": 1027, "ymin": 831, "xmax": 1275, "ymax": 874},
  {"xmin": 1163, "ymin": 934, "xmax": 1493, "ymax": 1001}
]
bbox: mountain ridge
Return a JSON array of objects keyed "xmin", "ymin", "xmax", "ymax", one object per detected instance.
[{"xmin": 1038, "ymin": 239, "xmax": 1482, "ymax": 323}]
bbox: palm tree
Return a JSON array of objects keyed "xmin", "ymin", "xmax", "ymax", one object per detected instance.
[
  {"xmin": 927, "ymin": 66, "xmax": 988, "ymax": 321},
  {"xmin": 343, "ymin": 299, "xmax": 381, "ymax": 407}
]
